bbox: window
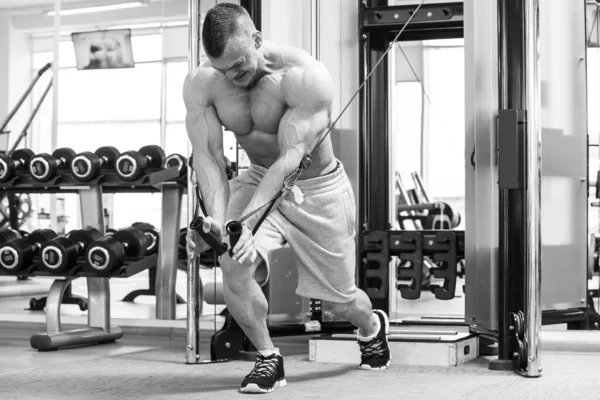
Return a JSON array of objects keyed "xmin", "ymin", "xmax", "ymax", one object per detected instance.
[
  {"xmin": 423, "ymin": 44, "xmax": 465, "ymax": 200},
  {"xmin": 58, "ymin": 63, "xmax": 162, "ymax": 122}
]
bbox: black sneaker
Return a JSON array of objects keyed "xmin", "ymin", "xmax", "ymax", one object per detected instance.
[
  {"xmin": 358, "ymin": 309, "xmax": 391, "ymax": 370},
  {"xmin": 240, "ymin": 353, "xmax": 287, "ymax": 393}
]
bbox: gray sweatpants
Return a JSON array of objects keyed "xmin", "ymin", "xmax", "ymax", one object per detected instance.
[{"xmin": 226, "ymin": 160, "xmax": 358, "ymax": 304}]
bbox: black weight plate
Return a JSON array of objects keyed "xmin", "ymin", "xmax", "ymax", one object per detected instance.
[
  {"xmin": 139, "ymin": 145, "xmax": 166, "ymax": 169},
  {"xmin": 52, "ymin": 148, "xmax": 76, "ymax": 165},
  {"xmin": 27, "ymin": 229, "xmax": 58, "ymax": 245},
  {"xmin": 0, "ymin": 154, "xmax": 14, "ymax": 181},
  {"xmin": 68, "ymin": 227, "xmax": 103, "ymax": 249},
  {"xmin": 0, "ymin": 228, "xmax": 21, "ymax": 243},
  {"xmin": 87, "ymin": 236, "xmax": 125, "ymax": 271},
  {"xmin": 114, "ymin": 227, "xmax": 146, "ymax": 259},
  {"xmin": 165, "ymin": 154, "xmax": 187, "ymax": 174},
  {"xmin": 29, "ymin": 153, "xmax": 52, "ymax": 179},
  {"xmin": 95, "ymin": 146, "xmax": 120, "ymax": 167},
  {"xmin": 71, "ymin": 151, "xmax": 98, "ymax": 179},
  {"xmin": 116, "ymin": 151, "xmax": 146, "ymax": 180},
  {"xmin": 12, "ymin": 149, "xmax": 35, "ymax": 165},
  {"xmin": 41, "ymin": 237, "xmax": 71, "ymax": 269}
]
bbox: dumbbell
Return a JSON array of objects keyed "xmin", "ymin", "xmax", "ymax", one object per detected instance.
[
  {"xmin": 0, "ymin": 149, "xmax": 35, "ymax": 183},
  {"xmin": 40, "ymin": 227, "xmax": 103, "ymax": 272},
  {"xmin": 131, "ymin": 222, "xmax": 160, "ymax": 255},
  {"xmin": 0, "ymin": 229, "xmax": 57, "ymax": 272},
  {"xmin": 115, "ymin": 145, "xmax": 166, "ymax": 181},
  {"xmin": 71, "ymin": 146, "xmax": 120, "ymax": 182},
  {"xmin": 86, "ymin": 227, "xmax": 154, "ymax": 272},
  {"xmin": 29, "ymin": 148, "xmax": 76, "ymax": 182},
  {"xmin": 164, "ymin": 153, "xmax": 188, "ymax": 177}
]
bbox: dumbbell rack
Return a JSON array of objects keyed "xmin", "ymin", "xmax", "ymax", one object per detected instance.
[{"xmin": 0, "ymin": 165, "xmax": 186, "ymax": 350}]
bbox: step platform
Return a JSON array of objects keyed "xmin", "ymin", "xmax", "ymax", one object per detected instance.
[{"xmin": 309, "ymin": 327, "xmax": 478, "ymax": 366}]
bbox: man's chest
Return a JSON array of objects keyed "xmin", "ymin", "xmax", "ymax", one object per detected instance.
[{"xmin": 213, "ymin": 73, "xmax": 288, "ymax": 135}]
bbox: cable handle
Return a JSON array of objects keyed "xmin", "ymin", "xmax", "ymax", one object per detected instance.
[
  {"xmin": 189, "ymin": 216, "xmax": 228, "ymax": 256},
  {"xmin": 225, "ymin": 221, "xmax": 243, "ymax": 257},
  {"xmin": 188, "ymin": 217, "xmax": 243, "ymax": 258}
]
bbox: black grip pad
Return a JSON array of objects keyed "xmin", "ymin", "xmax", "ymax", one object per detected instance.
[
  {"xmin": 225, "ymin": 221, "xmax": 243, "ymax": 257},
  {"xmin": 189, "ymin": 216, "xmax": 227, "ymax": 256}
]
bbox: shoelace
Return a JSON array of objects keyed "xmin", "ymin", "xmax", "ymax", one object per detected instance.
[
  {"xmin": 248, "ymin": 355, "xmax": 278, "ymax": 378},
  {"xmin": 359, "ymin": 338, "xmax": 386, "ymax": 359}
]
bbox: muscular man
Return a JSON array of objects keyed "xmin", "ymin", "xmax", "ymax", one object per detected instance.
[{"xmin": 184, "ymin": 3, "xmax": 391, "ymax": 394}]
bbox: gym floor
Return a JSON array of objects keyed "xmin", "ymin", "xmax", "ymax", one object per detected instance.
[{"xmin": 1, "ymin": 273, "xmax": 600, "ymax": 399}]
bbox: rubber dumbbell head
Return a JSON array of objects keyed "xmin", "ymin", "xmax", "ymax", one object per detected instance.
[
  {"xmin": 115, "ymin": 145, "xmax": 166, "ymax": 181},
  {"xmin": 41, "ymin": 227, "xmax": 102, "ymax": 272},
  {"xmin": 164, "ymin": 154, "xmax": 188, "ymax": 177},
  {"xmin": 0, "ymin": 229, "xmax": 57, "ymax": 272},
  {"xmin": 30, "ymin": 147, "xmax": 76, "ymax": 182},
  {"xmin": 71, "ymin": 146, "xmax": 120, "ymax": 182},
  {"xmin": 131, "ymin": 222, "xmax": 159, "ymax": 255},
  {"xmin": 0, "ymin": 149, "xmax": 35, "ymax": 183},
  {"xmin": 86, "ymin": 227, "xmax": 152, "ymax": 272}
]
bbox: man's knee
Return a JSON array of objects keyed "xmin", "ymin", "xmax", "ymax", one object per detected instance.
[{"xmin": 220, "ymin": 252, "xmax": 268, "ymax": 290}]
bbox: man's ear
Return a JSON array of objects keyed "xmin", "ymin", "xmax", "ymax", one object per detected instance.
[{"xmin": 253, "ymin": 31, "xmax": 263, "ymax": 49}]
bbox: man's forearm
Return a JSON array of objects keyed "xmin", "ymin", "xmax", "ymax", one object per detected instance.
[
  {"xmin": 192, "ymin": 153, "xmax": 229, "ymax": 227},
  {"xmin": 241, "ymin": 149, "xmax": 303, "ymax": 231}
]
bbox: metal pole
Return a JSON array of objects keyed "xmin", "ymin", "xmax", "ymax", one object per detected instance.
[
  {"xmin": 186, "ymin": 0, "xmax": 201, "ymax": 365},
  {"xmin": 0, "ymin": 63, "xmax": 52, "ymax": 135},
  {"xmin": 9, "ymin": 80, "xmax": 53, "ymax": 154},
  {"xmin": 524, "ymin": 0, "xmax": 542, "ymax": 377}
]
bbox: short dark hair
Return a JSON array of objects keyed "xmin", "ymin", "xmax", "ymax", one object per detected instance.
[{"xmin": 202, "ymin": 3, "xmax": 251, "ymax": 59}]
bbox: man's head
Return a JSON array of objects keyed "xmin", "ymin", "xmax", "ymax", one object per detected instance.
[{"xmin": 202, "ymin": 3, "xmax": 263, "ymax": 88}]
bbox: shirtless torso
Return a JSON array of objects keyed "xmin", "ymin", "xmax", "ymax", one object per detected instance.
[{"xmin": 184, "ymin": 39, "xmax": 336, "ymax": 231}]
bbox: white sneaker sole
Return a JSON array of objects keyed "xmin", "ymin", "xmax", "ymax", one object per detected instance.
[{"xmin": 240, "ymin": 378, "xmax": 287, "ymax": 394}]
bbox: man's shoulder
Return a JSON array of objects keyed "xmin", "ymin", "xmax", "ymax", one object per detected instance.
[
  {"xmin": 184, "ymin": 64, "xmax": 222, "ymax": 105},
  {"xmin": 281, "ymin": 60, "xmax": 334, "ymax": 107}
]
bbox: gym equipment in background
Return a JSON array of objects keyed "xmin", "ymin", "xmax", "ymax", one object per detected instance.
[
  {"xmin": 40, "ymin": 227, "xmax": 103, "ymax": 272},
  {"xmin": 0, "ymin": 229, "xmax": 58, "ymax": 273},
  {"xmin": 71, "ymin": 146, "xmax": 120, "ymax": 182},
  {"xmin": 29, "ymin": 148, "xmax": 76, "ymax": 182},
  {"xmin": 115, "ymin": 145, "xmax": 166, "ymax": 181}
]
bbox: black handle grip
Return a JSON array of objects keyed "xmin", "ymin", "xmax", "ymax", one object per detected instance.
[
  {"xmin": 38, "ymin": 62, "xmax": 52, "ymax": 76},
  {"xmin": 189, "ymin": 216, "xmax": 227, "ymax": 256},
  {"xmin": 226, "ymin": 221, "xmax": 243, "ymax": 257}
]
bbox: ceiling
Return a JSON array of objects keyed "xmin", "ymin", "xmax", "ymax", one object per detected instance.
[{"xmin": 0, "ymin": 0, "xmax": 88, "ymax": 9}]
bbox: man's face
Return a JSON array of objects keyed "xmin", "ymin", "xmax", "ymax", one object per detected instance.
[{"xmin": 210, "ymin": 36, "xmax": 258, "ymax": 88}]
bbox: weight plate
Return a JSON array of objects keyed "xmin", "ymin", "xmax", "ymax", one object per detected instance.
[
  {"xmin": 165, "ymin": 154, "xmax": 187, "ymax": 174},
  {"xmin": 29, "ymin": 154, "xmax": 51, "ymax": 180},
  {"xmin": 139, "ymin": 145, "xmax": 166, "ymax": 169},
  {"xmin": 116, "ymin": 151, "xmax": 145, "ymax": 180},
  {"xmin": 114, "ymin": 227, "xmax": 146, "ymax": 259},
  {"xmin": 71, "ymin": 152, "xmax": 97, "ymax": 179},
  {"xmin": 52, "ymin": 148, "xmax": 76, "ymax": 165},
  {"xmin": 95, "ymin": 146, "xmax": 120, "ymax": 166},
  {"xmin": 12, "ymin": 149, "xmax": 35, "ymax": 165}
]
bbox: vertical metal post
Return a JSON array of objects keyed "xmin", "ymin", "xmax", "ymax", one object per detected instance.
[
  {"xmin": 186, "ymin": 0, "xmax": 201, "ymax": 365},
  {"xmin": 156, "ymin": 186, "xmax": 183, "ymax": 319},
  {"xmin": 523, "ymin": 0, "xmax": 542, "ymax": 377},
  {"xmin": 80, "ymin": 187, "xmax": 110, "ymax": 331},
  {"xmin": 359, "ymin": 0, "xmax": 390, "ymax": 314},
  {"xmin": 495, "ymin": 0, "xmax": 527, "ymax": 370},
  {"xmin": 495, "ymin": 0, "xmax": 541, "ymax": 377}
]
